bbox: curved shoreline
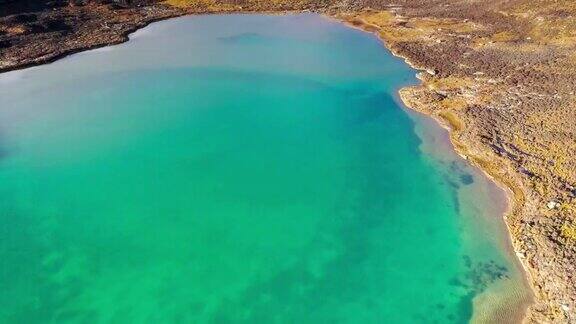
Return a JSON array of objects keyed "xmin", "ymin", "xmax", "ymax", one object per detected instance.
[
  {"xmin": 0, "ymin": 10, "xmax": 536, "ymax": 321},
  {"xmin": 333, "ymin": 10, "xmax": 576, "ymax": 322},
  {"xmin": 0, "ymin": 13, "xmax": 530, "ymax": 322},
  {"xmin": 322, "ymin": 14, "xmax": 536, "ymax": 321},
  {"xmin": 406, "ymin": 106, "xmax": 533, "ymax": 324},
  {"xmin": 1, "ymin": 7, "xmax": 573, "ymax": 322}
]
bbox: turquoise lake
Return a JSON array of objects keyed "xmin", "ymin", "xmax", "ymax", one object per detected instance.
[{"xmin": 0, "ymin": 14, "xmax": 530, "ymax": 323}]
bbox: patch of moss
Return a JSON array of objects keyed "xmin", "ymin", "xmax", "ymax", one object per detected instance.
[{"xmin": 561, "ymin": 222, "xmax": 576, "ymax": 241}]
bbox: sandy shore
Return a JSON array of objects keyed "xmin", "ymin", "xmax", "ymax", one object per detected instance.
[
  {"xmin": 387, "ymin": 72, "xmax": 534, "ymax": 323},
  {"xmin": 334, "ymin": 8, "xmax": 575, "ymax": 322},
  {"xmin": 1, "ymin": 1, "xmax": 575, "ymax": 322},
  {"xmin": 409, "ymin": 106, "xmax": 533, "ymax": 324}
]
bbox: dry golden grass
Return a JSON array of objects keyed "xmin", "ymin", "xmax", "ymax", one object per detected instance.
[
  {"xmin": 473, "ymin": 31, "xmax": 520, "ymax": 47},
  {"xmin": 438, "ymin": 97, "xmax": 469, "ymax": 111},
  {"xmin": 498, "ymin": 0, "xmax": 576, "ymax": 45},
  {"xmin": 561, "ymin": 222, "xmax": 576, "ymax": 241},
  {"xmin": 164, "ymin": 0, "xmax": 238, "ymax": 10},
  {"xmin": 438, "ymin": 111, "xmax": 464, "ymax": 132},
  {"xmin": 427, "ymin": 76, "xmax": 476, "ymax": 91},
  {"xmin": 164, "ymin": 0, "xmax": 318, "ymax": 11}
]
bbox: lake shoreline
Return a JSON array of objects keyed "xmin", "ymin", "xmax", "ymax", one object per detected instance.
[
  {"xmin": 0, "ymin": 10, "xmax": 539, "ymax": 321},
  {"xmin": 334, "ymin": 12, "xmax": 572, "ymax": 323},
  {"xmin": 1, "ymin": 5, "xmax": 573, "ymax": 322},
  {"xmin": 384, "ymin": 62, "xmax": 534, "ymax": 322},
  {"xmin": 409, "ymin": 106, "xmax": 534, "ymax": 323}
]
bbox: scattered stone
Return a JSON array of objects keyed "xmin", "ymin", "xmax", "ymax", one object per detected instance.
[{"xmin": 547, "ymin": 201, "xmax": 561, "ymax": 210}]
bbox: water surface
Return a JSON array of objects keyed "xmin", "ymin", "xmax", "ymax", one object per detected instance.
[{"xmin": 0, "ymin": 14, "xmax": 529, "ymax": 323}]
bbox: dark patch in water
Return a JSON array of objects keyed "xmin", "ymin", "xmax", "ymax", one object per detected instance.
[
  {"xmin": 445, "ymin": 161, "xmax": 475, "ymax": 189},
  {"xmin": 446, "ymin": 177, "xmax": 461, "ymax": 190},
  {"xmin": 443, "ymin": 257, "xmax": 511, "ymax": 323},
  {"xmin": 448, "ymin": 277, "xmax": 466, "ymax": 288},
  {"xmin": 219, "ymin": 32, "xmax": 271, "ymax": 44},
  {"xmin": 460, "ymin": 173, "xmax": 474, "ymax": 185},
  {"xmin": 452, "ymin": 291, "xmax": 474, "ymax": 324}
]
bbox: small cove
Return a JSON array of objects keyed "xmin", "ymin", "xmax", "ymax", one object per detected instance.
[{"xmin": 0, "ymin": 14, "xmax": 531, "ymax": 323}]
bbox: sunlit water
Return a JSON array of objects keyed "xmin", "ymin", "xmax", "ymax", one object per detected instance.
[{"xmin": 0, "ymin": 14, "xmax": 530, "ymax": 323}]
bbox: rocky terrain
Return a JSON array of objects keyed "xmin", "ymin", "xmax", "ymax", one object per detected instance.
[{"xmin": 1, "ymin": 0, "xmax": 575, "ymax": 322}]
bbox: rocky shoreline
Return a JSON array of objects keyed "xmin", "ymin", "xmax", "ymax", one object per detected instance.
[
  {"xmin": 0, "ymin": 1, "xmax": 185, "ymax": 72},
  {"xmin": 334, "ymin": 7, "xmax": 576, "ymax": 322},
  {"xmin": 1, "ymin": 1, "xmax": 575, "ymax": 322}
]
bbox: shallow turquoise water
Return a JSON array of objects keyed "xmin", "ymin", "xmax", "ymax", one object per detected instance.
[{"xmin": 0, "ymin": 14, "xmax": 527, "ymax": 323}]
